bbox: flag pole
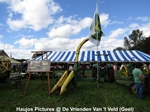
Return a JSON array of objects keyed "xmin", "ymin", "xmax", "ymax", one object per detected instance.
[
  {"xmin": 89, "ymin": 1, "xmax": 102, "ymax": 88},
  {"xmin": 96, "ymin": 0, "xmax": 99, "ymax": 88},
  {"xmin": 96, "ymin": 33, "xmax": 99, "ymax": 88}
]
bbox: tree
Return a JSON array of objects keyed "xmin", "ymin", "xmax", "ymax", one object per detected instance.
[
  {"xmin": 128, "ymin": 29, "xmax": 144, "ymax": 49},
  {"xmin": 113, "ymin": 47, "xmax": 124, "ymax": 50},
  {"xmin": 136, "ymin": 36, "xmax": 150, "ymax": 54},
  {"xmin": 115, "ymin": 29, "xmax": 150, "ymax": 54},
  {"xmin": 124, "ymin": 37, "xmax": 130, "ymax": 50}
]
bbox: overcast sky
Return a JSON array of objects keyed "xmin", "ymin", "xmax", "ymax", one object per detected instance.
[{"xmin": 0, "ymin": 0, "xmax": 150, "ymax": 59}]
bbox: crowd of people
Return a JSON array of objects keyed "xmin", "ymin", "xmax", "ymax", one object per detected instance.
[{"xmin": 12, "ymin": 61, "xmax": 150, "ymax": 99}]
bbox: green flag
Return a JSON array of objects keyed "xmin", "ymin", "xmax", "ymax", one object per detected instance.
[{"xmin": 89, "ymin": 3, "xmax": 103, "ymax": 46}]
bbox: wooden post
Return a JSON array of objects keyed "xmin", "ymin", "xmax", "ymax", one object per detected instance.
[
  {"xmin": 47, "ymin": 72, "xmax": 50, "ymax": 94},
  {"xmin": 42, "ymin": 73, "xmax": 45, "ymax": 91},
  {"xmin": 23, "ymin": 73, "xmax": 31, "ymax": 96}
]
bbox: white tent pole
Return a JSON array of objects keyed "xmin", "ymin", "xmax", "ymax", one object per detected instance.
[{"xmin": 96, "ymin": 33, "xmax": 99, "ymax": 88}]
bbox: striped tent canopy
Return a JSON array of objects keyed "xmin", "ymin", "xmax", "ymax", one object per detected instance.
[{"xmin": 35, "ymin": 50, "xmax": 150, "ymax": 62}]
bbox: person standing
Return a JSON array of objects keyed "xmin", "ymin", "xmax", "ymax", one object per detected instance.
[
  {"xmin": 68, "ymin": 64, "xmax": 73, "ymax": 74},
  {"xmin": 120, "ymin": 62, "xmax": 124, "ymax": 71},
  {"xmin": 113, "ymin": 62, "xmax": 117, "ymax": 78},
  {"xmin": 148, "ymin": 63, "xmax": 150, "ymax": 73},
  {"xmin": 79, "ymin": 65, "xmax": 85, "ymax": 77},
  {"xmin": 132, "ymin": 63, "xmax": 145, "ymax": 99},
  {"xmin": 13, "ymin": 65, "xmax": 16, "ymax": 73}
]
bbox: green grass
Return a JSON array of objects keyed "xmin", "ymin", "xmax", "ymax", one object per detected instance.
[{"xmin": 0, "ymin": 70, "xmax": 150, "ymax": 112}]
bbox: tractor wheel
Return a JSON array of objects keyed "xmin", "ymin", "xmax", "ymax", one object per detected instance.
[
  {"xmin": 129, "ymin": 83, "xmax": 136, "ymax": 94},
  {"xmin": 141, "ymin": 66, "xmax": 149, "ymax": 75}
]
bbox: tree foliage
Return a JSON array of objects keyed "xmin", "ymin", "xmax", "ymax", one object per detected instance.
[
  {"xmin": 124, "ymin": 37, "xmax": 130, "ymax": 50},
  {"xmin": 129, "ymin": 29, "xmax": 144, "ymax": 48},
  {"xmin": 131, "ymin": 36, "xmax": 150, "ymax": 54},
  {"xmin": 113, "ymin": 47, "xmax": 124, "ymax": 50},
  {"xmin": 114, "ymin": 29, "xmax": 150, "ymax": 54}
]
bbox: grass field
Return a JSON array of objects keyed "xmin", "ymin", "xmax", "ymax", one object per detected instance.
[{"xmin": 0, "ymin": 70, "xmax": 150, "ymax": 112}]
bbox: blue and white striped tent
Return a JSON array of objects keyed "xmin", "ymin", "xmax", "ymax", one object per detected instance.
[{"xmin": 35, "ymin": 50, "xmax": 150, "ymax": 62}]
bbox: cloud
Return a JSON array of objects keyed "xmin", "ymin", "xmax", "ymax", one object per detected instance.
[
  {"xmin": 100, "ymin": 38, "xmax": 123, "ymax": 50},
  {"xmin": 11, "ymin": 49, "xmax": 31, "ymax": 59},
  {"xmin": 0, "ymin": 23, "xmax": 4, "ymax": 26},
  {"xmin": 110, "ymin": 21, "xmax": 124, "ymax": 25},
  {"xmin": 136, "ymin": 17, "xmax": 150, "ymax": 22},
  {"xmin": 100, "ymin": 13, "xmax": 110, "ymax": 27},
  {"xmin": 3, "ymin": 4, "xmax": 111, "ymax": 59},
  {"xmin": 127, "ymin": 22, "xmax": 150, "ymax": 37},
  {"xmin": 47, "ymin": 17, "xmax": 91, "ymax": 38},
  {"xmin": 7, "ymin": 18, "xmax": 26, "ymax": 30},
  {"xmin": 107, "ymin": 28, "xmax": 128, "ymax": 39},
  {"xmin": 13, "ymin": 36, "xmax": 87, "ymax": 55},
  {"xmin": 6, "ymin": 0, "xmax": 62, "ymax": 31},
  {"xmin": 15, "ymin": 37, "xmax": 37, "ymax": 49},
  {"xmin": 139, "ymin": 22, "xmax": 150, "ymax": 37},
  {"xmin": 5, "ymin": 12, "xmax": 116, "ymax": 59},
  {"xmin": 2, "ymin": 0, "xmax": 150, "ymax": 60},
  {"xmin": 128, "ymin": 23, "xmax": 139, "ymax": 28},
  {"xmin": 0, "ymin": 40, "xmax": 33, "ymax": 59},
  {"xmin": 34, "ymin": 37, "xmax": 84, "ymax": 51},
  {"xmin": 0, "ymin": 0, "xmax": 10, "ymax": 3},
  {"xmin": 47, "ymin": 13, "xmax": 110, "ymax": 39},
  {"xmin": 0, "ymin": 35, "xmax": 3, "ymax": 39},
  {"xmin": 48, "ymin": 24, "xmax": 75, "ymax": 38}
]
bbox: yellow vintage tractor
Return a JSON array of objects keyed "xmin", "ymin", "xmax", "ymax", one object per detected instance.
[
  {"xmin": 118, "ymin": 63, "xmax": 150, "ymax": 94},
  {"xmin": 0, "ymin": 56, "xmax": 11, "ymax": 82}
]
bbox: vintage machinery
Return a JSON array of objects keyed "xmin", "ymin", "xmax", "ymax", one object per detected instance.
[
  {"xmin": 141, "ymin": 65, "xmax": 149, "ymax": 75},
  {"xmin": 0, "ymin": 56, "xmax": 11, "ymax": 81},
  {"xmin": 117, "ymin": 63, "xmax": 150, "ymax": 94}
]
